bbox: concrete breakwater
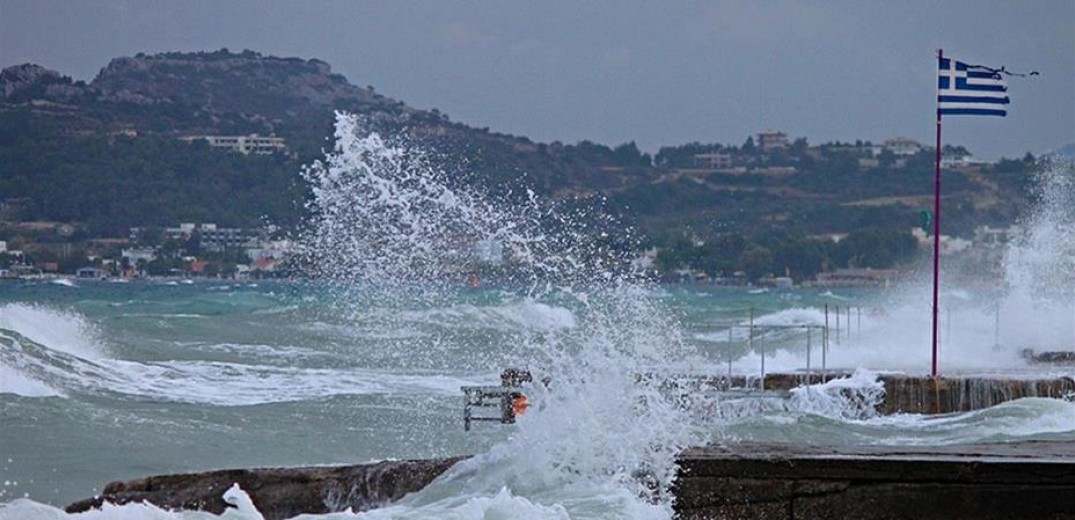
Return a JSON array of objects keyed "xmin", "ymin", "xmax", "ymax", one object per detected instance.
[
  {"xmin": 676, "ymin": 373, "xmax": 1075, "ymax": 414},
  {"xmin": 65, "ymin": 375, "xmax": 1074, "ymax": 518},
  {"xmin": 67, "ymin": 441, "xmax": 1075, "ymax": 519},
  {"xmin": 674, "ymin": 441, "xmax": 1075, "ymax": 519}
]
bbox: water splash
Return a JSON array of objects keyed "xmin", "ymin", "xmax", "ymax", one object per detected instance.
[
  {"xmin": 790, "ymin": 159, "xmax": 1075, "ymax": 374},
  {"xmin": 997, "ymin": 158, "xmax": 1075, "ymax": 349},
  {"xmin": 297, "ymin": 113, "xmax": 703, "ymax": 516}
]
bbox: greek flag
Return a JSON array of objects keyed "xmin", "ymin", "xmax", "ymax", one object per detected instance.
[{"xmin": 938, "ymin": 57, "xmax": 1009, "ymax": 116}]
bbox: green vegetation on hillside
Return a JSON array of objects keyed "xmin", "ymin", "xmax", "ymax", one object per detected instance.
[
  {"xmin": 0, "ymin": 113, "xmax": 307, "ymax": 236},
  {"xmin": 0, "ymin": 50, "xmax": 1042, "ymax": 280}
]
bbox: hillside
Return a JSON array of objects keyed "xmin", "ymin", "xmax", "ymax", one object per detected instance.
[{"xmin": 0, "ymin": 49, "xmax": 1037, "ymax": 276}]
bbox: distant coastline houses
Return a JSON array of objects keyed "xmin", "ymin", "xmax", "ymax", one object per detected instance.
[
  {"xmin": 693, "ymin": 152, "xmax": 733, "ymax": 169},
  {"xmin": 685, "ymin": 131, "xmax": 940, "ymax": 176},
  {"xmin": 122, "ymin": 222, "xmax": 291, "ymax": 277},
  {"xmin": 756, "ymin": 130, "xmax": 790, "ymax": 152},
  {"xmin": 179, "ymin": 134, "xmax": 287, "ymax": 155},
  {"xmin": 131, "ymin": 223, "xmax": 265, "ymax": 252},
  {"xmin": 881, "ymin": 137, "xmax": 922, "ymax": 156},
  {"xmin": 122, "ymin": 247, "xmax": 157, "ymax": 265},
  {"xmin": 815, "ymin": 268, "xmax": 903, "ymax": 288}
]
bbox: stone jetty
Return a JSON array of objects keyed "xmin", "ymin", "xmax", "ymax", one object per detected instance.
[
  {"xmin": 67, "ymin": 373, "xmax": 1075, "ymax": 519},
  {"xmin": 674, "ymin": 372, "xmax": 1075, "ymax": 414},
  {"xmin": 67, "ymin": 441, "xmax": 1075, "ymax": 519},
  {"xmin": 674, "ymin": 441, "xmax": 1075, "ymax": 519},
  {"xmin": 65, "ymin": 457, "xmax": 466, "ymax": 520}
]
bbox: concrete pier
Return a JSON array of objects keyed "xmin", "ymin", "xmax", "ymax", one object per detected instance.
[
  {"xmin": 675, "ymin": 373, "xmax": 1075, "ymax": 414},
  {"xmin": 877, "ymin": 374, "xmax": 1075, "ymax": 414},
  {"xmin": 67, "ymin": 442, "xmax": 1075, "ymax": 519},
  {"xmin": 66, "ymin": 373, "xmax": 1075, "ymax": 518},
  {"xmin": 674, "ymin": 441, "xmax": 1075, "ymax": 519}
]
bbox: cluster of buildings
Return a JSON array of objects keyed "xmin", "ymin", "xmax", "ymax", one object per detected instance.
[
  {"xmin": 118, "ymin": 222, "xmax": 293, "ymax": 278},
  {"xmin": 686, "ymin": 130, "xmax": 993, "ymax": 175}
]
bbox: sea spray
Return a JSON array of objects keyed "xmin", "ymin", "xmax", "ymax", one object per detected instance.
[
  {"xmin": 787, "ymin": 369, "xmax": 885, "ymax": 420},
  {"xmin": 297, "ymin": 113, "xmax": 704, "ymax": 517},
  {"xmin": 999, "ymin": 158, "xmax": 1075, "ymax": 348},
  {"xmin": 803, "ymin": 158, "xmax": 1075, "ymax": 373}
]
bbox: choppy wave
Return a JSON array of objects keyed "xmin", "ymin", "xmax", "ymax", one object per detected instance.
[
  {"xmin": 0, "ymin": 303, "xmax": 479, "ymax": 405},
  {"xmin": 0, "ymin": 362, "xmax": 62, "ymax": 398},
  {"xmin": 0, "ymin": 304, "xmax": 105, "ymax": 360},
  {"xmin": 400, "ymin": 300, "xmax": 577, "ymax": 332},
  {"xmin": 1, "ymin": 331, "xmax": 478, "ymax": 405}
]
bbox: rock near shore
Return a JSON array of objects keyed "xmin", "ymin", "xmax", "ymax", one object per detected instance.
[{"xmin": 65, "ymin": 456, "xmax": 466, "ymax": 520}]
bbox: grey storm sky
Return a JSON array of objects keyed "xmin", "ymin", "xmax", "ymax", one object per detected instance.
[{"xmin": 2, "ymin": 1, "xmax": 1072, "ymax": 158}]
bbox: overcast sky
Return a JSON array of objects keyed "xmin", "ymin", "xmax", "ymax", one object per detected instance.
[{"xmin": 2, "ymin": 1, "xmax": 1072, "ymax": 158}]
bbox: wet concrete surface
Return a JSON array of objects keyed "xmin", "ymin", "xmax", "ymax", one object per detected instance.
[{"xmin": 676, "ymin": 440, "xmax": 1075, "ymax": 519}]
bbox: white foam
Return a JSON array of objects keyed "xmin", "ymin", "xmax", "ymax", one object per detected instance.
[
  {"xmin": 401, "ymin": 300, "xmax": 577, "ymax": 332},
  {"xmin": 294, "ymin": 113, "xmax": 700, "ymax": 518},
  {"xmin": 0, "ymin": 485, "xmax": 265, "ymax": 519},
  {"xmin": 0, "ymin": 304, "xmax": 104, "ymax": 360},
  {"xmin": 788, "ymin": 369, "xmax": 885, "ymax": 420},
  {"xmin": 82, "ymin": 359, "xmax": 479, "ymax": 406},
  {"xmin": 357, "ymin": 486, "xmax": 572, "ymax": 520},
  {"xmin": 0, "ymin": 362, "xmax": 62, "ymax": 398}
]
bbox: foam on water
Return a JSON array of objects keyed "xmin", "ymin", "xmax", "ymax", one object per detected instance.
[
  {"xmin": 787, "ymin": 369, "xmax": 886, "ymax": 420},
  {"xmin": 708, "ymin": 371, "xmax": 1075, "ymax": 446},
  {"xmin": 0, "ymin": 304, "xmax": 104, "ymax": 360},
  {"xmin": 0, "ymin": 300, "xmax": 489, "ymax": 404},
  {"xmin": 400, "ymin": 300, "xmax": 577, "ymax": 333},
  {"xmin": 0, "ymin": 363, "xmax": 62, "ymax": 398},
  {"xmin": 0, "ymin": 485, "xmax": 264, "ymax": 519},
  {"xmin": 0, "ymin": 323, "xmax": 480, "ymax": 404}
]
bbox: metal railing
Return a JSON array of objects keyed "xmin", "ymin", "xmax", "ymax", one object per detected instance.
[{"xmin": 697, "ymin": 305, "xmax": 865, "ymax": 391}]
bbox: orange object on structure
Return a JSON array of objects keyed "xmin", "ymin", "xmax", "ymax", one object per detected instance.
[{"xmin": 511, "ymin": 394, "xmax": 529, "ymax": 416}]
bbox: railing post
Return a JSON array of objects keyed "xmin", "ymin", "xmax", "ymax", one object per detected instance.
[
  {"xmin": 945, "ymin": 305, "xmax": 952, "ymax": 344},
  {"xmin": 727, "ymin": 327, "xmax": 733, "ymax": 389},
  {"xmin": 994, "ymin": 299, "xmax": 1001, "ymax": 350},
  {"xmin": 835, "ymin": 305, "xmax": 841, "ymax": 344},
  {"xmin": 806, "ymin": 326, "xmax": 812, "ymax": 386},
  {"xmin": 847, "ymin": 306, "xmax": 852, "ymax": 342},
  {"xmin": 750, "ymin": 307, "xmax": 761, "ymax": 391},
  {"xmin": 822, "ymin": 307, "xmax": 829, "ymax": 383}
]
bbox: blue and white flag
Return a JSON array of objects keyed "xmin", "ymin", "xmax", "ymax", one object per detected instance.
[{"xmin": 938, "ymin": 57, "xmax": 1009, "ymax": 117}]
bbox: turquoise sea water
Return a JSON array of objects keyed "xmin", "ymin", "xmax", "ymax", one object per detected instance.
[
  {"xmin": 1, "ymin": 279, "xmax": 1072, "ymax": 519},
  {"xmin": 3, "ymin": 121, "xmax": 1072, "ymax": 519}
]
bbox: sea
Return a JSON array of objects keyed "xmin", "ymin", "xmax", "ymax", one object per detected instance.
[{"xmin": 1, "ymin": 115, "xmax": 1073, "ymax": 519}]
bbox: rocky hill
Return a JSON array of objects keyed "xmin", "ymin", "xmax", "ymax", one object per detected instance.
[
  {"xmin": 1, "ymin": 49, "xmax": 649, "ymax": 194},
  {"xmin": 0, "ymin": 49, "xmax": 1036, "ymax": 265},
  {"xmin": 1, "ymin": 50, "xmax": 408, "ymax": 146}
]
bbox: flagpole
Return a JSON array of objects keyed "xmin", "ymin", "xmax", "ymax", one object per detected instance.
[{"xmin": 931, "ymin": 48, "xmax": 943, "ymax": 378}]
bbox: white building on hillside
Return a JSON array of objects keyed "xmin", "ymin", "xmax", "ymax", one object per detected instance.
[
  {"xmin": 180, "ymin": 134, "xmax": 287, "ymax": 155},
  {"xmin": 881, "ymin": 137, "xmax": 923, "ymax": 156},
  {"xmin": 122, "ymin": 247, "xmax": 157, "ymax": 265}
]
